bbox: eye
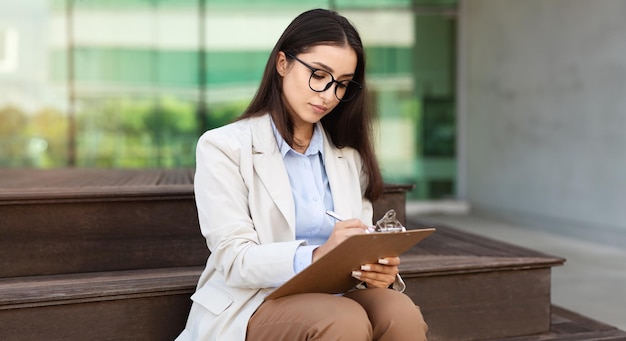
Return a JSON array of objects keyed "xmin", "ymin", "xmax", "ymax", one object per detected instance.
[
  {"xmin": 311, "ymin": 70, "xmax": 327, "ymax": 80},
  {"xmin": 336, "ymin": 81, "xmax": 350, "ymax": 89}
]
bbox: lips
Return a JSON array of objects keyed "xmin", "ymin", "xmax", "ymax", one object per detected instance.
[{"xmin": 311, "ymin": 103, "xmax": 328, "ymax": 114}]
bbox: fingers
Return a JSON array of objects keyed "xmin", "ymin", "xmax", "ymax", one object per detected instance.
[
  {"xmin": 351, "ymin": 268, "xmax": 396, "ymax": 288},
  {"xmin": 330, "ymin": 219, "xmax": 368, "ymax": 243},
  {"xmin": 351, "ymin": 257, "xmax": 400, "ymax": 288},
  {"xmin": 334, "ymin": 219, "xmax": 372, "ymax": 235},
  {"xmin": 314, "ymin": 219, "xmax": 372, "ymax": 263},
  {"xmin": 358, "ymin": 263, "xmax": 399, "ymax": 277},
  {"xmin": 334, "ymin": 218, "xmax": 368, "ymax": 231},
  {"xmin": 329, "ymin": 219, "xmax": 368, "ymax": 240},
  {"xmin": 313, "ymin": 220, "xmax": 368, "ymax": 262},
  {"xmin": 376, "ymin": 257, "xmax": 400, "ymax": 266}
]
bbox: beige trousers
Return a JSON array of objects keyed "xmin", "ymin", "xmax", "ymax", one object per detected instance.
[{"xmin": 246, "ymin": 288, "xmax": 428, "ymax": 340}]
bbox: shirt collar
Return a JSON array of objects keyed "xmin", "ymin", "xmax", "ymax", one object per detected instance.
[{"xmin": 271, "ymin": 118, "xmax": 325, "ymax": 161}]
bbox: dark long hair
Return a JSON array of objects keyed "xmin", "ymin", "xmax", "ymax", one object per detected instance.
[{"xmin": 239, "ymin": 8, "xmax": 383, "ymax": 201}]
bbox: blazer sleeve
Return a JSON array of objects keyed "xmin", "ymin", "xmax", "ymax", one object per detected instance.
[{"xmin": 194, "ymin": 127, "xmax": 303, "ymax": 289}]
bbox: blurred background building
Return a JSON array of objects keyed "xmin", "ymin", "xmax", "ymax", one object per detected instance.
[{"xmin": 0, "ymin": 0, "xmax": 457, "ymax": 200}]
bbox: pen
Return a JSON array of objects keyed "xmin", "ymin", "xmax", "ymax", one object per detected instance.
[
  {"xmin": 325, "ymin": 210, "xmax": 347, "ymax": 222},
  {"xmin": 325, "ymin": 210, "xmax": 375, "ymax": 233}
]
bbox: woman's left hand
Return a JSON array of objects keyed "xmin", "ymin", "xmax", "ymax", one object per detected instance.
[{"xmin": 351, "ymin": 257, "xmax": 400, "ymax": 288}]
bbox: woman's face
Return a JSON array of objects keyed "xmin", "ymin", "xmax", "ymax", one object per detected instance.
[{"xmin": 277, "ymin": 44, "xmax": 358, "ymax": 130}]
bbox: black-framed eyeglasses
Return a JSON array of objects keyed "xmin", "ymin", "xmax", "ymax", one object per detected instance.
[{"xmin": 286, "ymin": 52, "xmax": 362, "ymax": 102}]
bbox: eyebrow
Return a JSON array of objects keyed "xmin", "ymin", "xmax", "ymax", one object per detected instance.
[{"xmin": 311, "ymin": 61, "xmax": 355, "ymax": 78}]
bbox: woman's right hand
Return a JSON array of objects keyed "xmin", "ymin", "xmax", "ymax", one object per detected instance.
[{"xmin": 312, "ymin": 219, "xmax": 369, "ymax": 262}]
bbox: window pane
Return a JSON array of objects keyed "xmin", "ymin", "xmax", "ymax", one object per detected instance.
[{"xmin": 345, "ymin": 9, "xmax": 457, "ymax": 199}]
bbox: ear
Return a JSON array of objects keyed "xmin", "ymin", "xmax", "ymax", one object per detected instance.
[{"xmin": 276, "ymin": 51, "xmax": 288, "ymax": 76}]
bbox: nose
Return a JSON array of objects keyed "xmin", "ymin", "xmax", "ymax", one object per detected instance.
[{"xmin": 318, "ymin": 81, "xmax": 338, "ymax": 101}]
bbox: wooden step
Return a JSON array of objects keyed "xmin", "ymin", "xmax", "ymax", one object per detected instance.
[
  {"xmin": 0, "ymin": 251, "xmax": 562, "ymax": 341},
  {"xmin": 0, "ymin": 169, "xmax": 206, "ymax": 277},
  {"xmin": 403, "ymin": 220, "xmax": 565, "ymax": 340},
  {"xmin": 497, "ymin": 306, "xmax": 626, "ymax": 341},
  {"xmin": 0, "ymin": 223, "xmax": 565, "ymax": 341},
  {"xmin": 3, "ymin": 268, "xmax": 624, "ymax": 341},
  {"xmin": 0, "ymin": 169, "xmax": 412, "ymax": 278},
  {"xmin": 0, "ymin": 267, "xmax": 201, "ymax": 341},
  {"xmin": 3, "ymin": 168, "xmax": 616, "ymax": 341}
]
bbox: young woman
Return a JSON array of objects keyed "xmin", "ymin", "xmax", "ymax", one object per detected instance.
[{"xmin": 177, "ymin": 8, "xmax": 428, "ymax": 341}]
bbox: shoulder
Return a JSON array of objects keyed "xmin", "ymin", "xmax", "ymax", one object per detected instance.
[
  {"xmin": 200, "ymin": 118, "xmax": 248, "ymax": 142},
  {"xmin": 198, "ymin": 115, "xmax": 263, "ymax": 147},
  {"xmin": 196, "ymin": 114, "xmax": 273, "ymax": 160},
  {"xmin": 196, "ymin": 119, "xmax": 249, "ymax": 163}
]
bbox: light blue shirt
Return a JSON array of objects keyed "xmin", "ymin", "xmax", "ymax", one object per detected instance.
[{"xmin": 271, "ymin": 121, "xmax": 335, "ymax": 273}]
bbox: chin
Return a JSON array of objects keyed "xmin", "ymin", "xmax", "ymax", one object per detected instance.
[{"xmin": 299, "ymin": 112, "xmax": 326, "ymax": 125}]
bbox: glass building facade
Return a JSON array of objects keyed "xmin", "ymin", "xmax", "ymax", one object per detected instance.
[{"xmin": 0, "ymin": 0, "xmax": 457, "ymax": 199}]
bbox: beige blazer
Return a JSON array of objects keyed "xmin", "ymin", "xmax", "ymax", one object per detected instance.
[{"xmin": 177, "ymin": 114, "xmax": 373, "ymax": 341}]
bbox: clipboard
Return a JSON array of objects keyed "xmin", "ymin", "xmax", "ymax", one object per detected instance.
[{"xmin": 265, "ymin": 228, "xmax": 436, "ymax": 300}]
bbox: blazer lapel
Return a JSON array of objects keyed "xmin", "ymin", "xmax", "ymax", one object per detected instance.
[
  {"xmin": 322, "ymin": 126, "xmax": 352, "ymax": 218},
  {"xmin": 250, "ymin": 115, "xmax": 296, "ymax": 233}
]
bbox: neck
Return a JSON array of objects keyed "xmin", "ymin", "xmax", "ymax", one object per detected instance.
[{"xmin": 293, "ymin": 123, "xmax": 314, "ymax": 153}]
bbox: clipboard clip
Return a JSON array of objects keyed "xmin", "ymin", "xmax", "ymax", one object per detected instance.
[
  {"xmin": 374, "ymin": 209, "xmax": 406, "ymax": 233},
  {"xmin": 326, "ymin": 209, "xmax": 406, "ymax": 233}
]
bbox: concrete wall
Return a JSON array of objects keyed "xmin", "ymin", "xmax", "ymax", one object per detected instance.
[{"xmin": 459, "ymin": 0, "xmax": 626, "ymax": 245}]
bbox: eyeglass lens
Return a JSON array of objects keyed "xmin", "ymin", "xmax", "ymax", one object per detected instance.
[{"xmin": 308, "ymin": 70, "xmax": 358, "ymax": 101}]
